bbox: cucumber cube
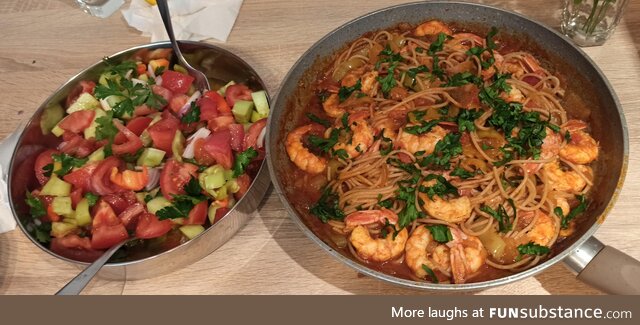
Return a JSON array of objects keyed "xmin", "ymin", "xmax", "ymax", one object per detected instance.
[
  {"xmin": 40, "ymin": 176, "xmax": 72, "ymax": 197},
  {"xmin": 51, "ymin": 197, "xmax": 73, "ymax": 216},
  {"xmin": 232, "ymin": 100, "xmax": 254, "ymax": 124},
  {"xmin": 251, "ymin": 90, "xmax": 270, "ymax": 116},
  {"xmin": 84, "ymin": 108, "xmax": 107, "ymax": 139},
  {"xmin": 51, "ymin": 222, "xmax": 77, "ymax": 238},
  {"xmin": 67, "ymin": 93, "xmax": 99, "ymax": 114},
  {"xmin": 146, "ymin": 197, "xmax": 172, "ymax": 215},
  {"xmin": 179, "ymin": 225, "xmax": 205, "ymax": 239},
  {"xmin": 51, "ymin": 124, "xmax": 65, "ymax": 137},
  {"xmin": 137, "ymin": 148, "xmax": 166, "ymax": 167},
  {"xmin": 75, "ymin": 198, "xmax": 92, "ymax": 226},
  {"xmin": 88, "ymin": 147, "xmax": 106, "ymax": 162},
  {"xmin": 40, "ymin": 104, "xmax": 65, "ymax": 135}
]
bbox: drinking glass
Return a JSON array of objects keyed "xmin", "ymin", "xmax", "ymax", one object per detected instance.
[
  {"xmin": 561, "ymin": 0, "xmax": 630, "ymax": 47},
  {"xmin": 75, "ymin": 0, "xmax": 125, "ymax": 18}
]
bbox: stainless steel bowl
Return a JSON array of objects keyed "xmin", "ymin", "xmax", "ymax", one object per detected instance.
[
  {"xmin": 8, "ymin": 41, "xmax": 271, "ymax": 280},
  {"xmin": 267, "ymin": 1, "xmax": 640, "ymax": 293}
]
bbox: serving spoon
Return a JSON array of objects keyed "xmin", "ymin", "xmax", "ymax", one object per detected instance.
[
  {"xmin": 55, "ymin": 238, "xmax": 137, "ymax": 295},
  {"xmin": 156, "ymin": 0, "xmax": 211, "ymax": 91}
]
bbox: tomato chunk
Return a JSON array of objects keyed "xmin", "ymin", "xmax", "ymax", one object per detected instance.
[
  {"xmin": 58, "ymin": 110, "xmax": 95, "ymax": 134},
  {"xmin": 90, "ymin": 201, "xmax": 128, "ymax": 250},
  {"xmin": 65, "ymin": 80, "xmax": 96, "ymax": 108},
  {"xmin": 161, "ymin": 70, "xmax": 194, "ymax": 95},
  {"xmin": 225, "ymin": 84, "xmax": 252, "ymax": 108},
  {"xmin": 184, "ymin": 201, "xmax": 208, "ymax": 225},
  {"xmin": 51, "ymin": 235, "xmax": 105, "ymax": 262},
  {"xmin": 136, "ymin": 213, "xmax": 172, "ymax": 239},
  {"xmin": 34, "ymin": 149, "xmax": 59, "ymax": 185},
  {"xmin": 159, "ymin": 159, "xmax": 199, "ymax": 199},
  {"xmin": 147, "ymin": 112, "xmax": 180, "ymax": 153},
  {"xmin": 203, "ymin": 130, "xmax": 234, "ymax": 169},
  {"xmin": 114, "ymin": 116, "xmax": 152, "ymax": 144}
]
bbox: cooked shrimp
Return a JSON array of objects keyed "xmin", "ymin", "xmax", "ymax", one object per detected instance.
[
  {"xmin": 559, "ymin": 120, "xmax": 599, "ymax": 164},
  {"xmin": 420, "ymin": 192, "xmax": 473, "ymax": 223},
  {"xmin": 333, "ymin": 117, "xmax": 374, "ymax": 159},
  {"xmin": 322, "ymin": 93, "xmax": 345, "ymax": 118},
  {"xmin": 500, "ymin": 86, "xmax": 524, "ymax": 103},
  {"xmin": 344, "ymin": 209, "xmax": 397, "ymax": 231},
  {"xmin": 397, "ymin": 125, "xmax": 448, "ymax": 154},
  {"xmin": 522, "ymin": 128, "xmax": 562, "ymax": 174},
  {"xmin": 340, "ymin": 66, "xmax": 366, "ymax": 88},
  {"xmin": 285, "ymin": 124, "xmax": 328, "ymax": 174},
  {"xmin": 544, "ymin": 161, "xmax": 589, "ymax": 193},
  {"xmin": 360, "ymin": 71, "xmax": 379, "ymax": 97},
  {"xmin": 518, "ymin": 210, "xmax": 556, "ymax": 246},
  {"xmin": 414, "ymin": 20, "xmax": 452, "ymax": 37},
  {"xmin": 481, "ymin": 53, "xmax": 504, "ymax": 80},
  {"xmin": 405, "ymin": 226, "xmax": 486, "ymax": 283},
  {"xmin": 501, "ymin": 53, "xmax": 544, "ymax": 78},
  {"xmin": 349, "ymin": 226, "xmax": 408, "ymax": 262},
  {"xmin": 448, "ymin": 33, "xmax": 484, "ymax": 51}
]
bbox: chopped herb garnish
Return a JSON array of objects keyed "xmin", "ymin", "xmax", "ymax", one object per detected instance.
[
  {"xmin": 560, "ymin": 194, "xmax": 588, "ymax": 229},
  {"xmin": 404, "ymin": 119, "xmax": 440, "ymax": 135},
  {"xmin": 157, "ymin": 177, "xmax": 206, "ymax": 220},
  {"xmin": 308, "ymin": 128, "xmax": 339, "ymax": 153},
  {"xmin": 51, "ymin": 153, "xmax": 88, "ymax": 177},
  {"xmin": 444, "ymin": 72, "xmax": 480, "ymax": 87},
  {"xmin": 181, "ymin": 102, "xmax": 201, "ymax": 124},
  {"xmin": 338, "ymin": 80, "xmax": 362, "ymax": 102},
  {"xmin": 94, "ymin": 77, "xmax": 166, "ymax": 118},
  {"xmin": 306, "ymin": 113, "xmax": 331, "ymax": 127},
  {"xmin": 457, "ymin": 109, "xmax": 482, "ymax": 132},
  {"xmin": 25, "ymin": 192, "xmax": 46, "ymax": 218},
  {"xmin": 480, "ymin": 199, "xmax": 515, "ymax": 233},
  {"xmin": 232, "ymin": 147, "xmax": 258, "ymax": 177},
  {"xmin": 332, "ymin": 148, "xmax": 349, "ymax": 160},
  {"xmin": 310, "ymin": 187, "xmax": 345, "ymax": 223},
  {"xmin": 417, "ymin": 133, "xmax": 462, "ymax": 169},
  {"xmin": 103, "ymin": 58, "xmax": 137, "ymax": 78},
  {"xmin": 377, "ymin": 62, "xmax": 398, "ymax": 96},
  {"xmin": 396, "ymin": 185, "xmax": 421, "ymax": 228},
  {"xmin": 420, "ymin": 174, "xmax": 458, "ymax": 200},
  {"xmin": 421, "ymin": 264, "xmax": 439, "ymax": 283},
  {"xmin": 428, "ymin": 33, "xmax": 448, "ymax": 55},
  {"xmin": 450, "ymin": 166, "xmax": 477, "ymax": 179},
  {"xmin": 85, "ymin": 193, "xmax": 99, "ymax": 207},
  {"xmin": 406, "ymin": 65, "xmax": 429, "ymax": 79},
  {"xmin": 426, "ymin": 224, "xmax": 453, "ymax": 243},
  {"xmin": 518, "ymin": 242, "xmax": 550, "ymax": 256}
]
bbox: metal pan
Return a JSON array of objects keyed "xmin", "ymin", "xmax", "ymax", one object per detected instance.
[
  {"xmin": 8, "ymin": 41, "xmax": 271, "ymax": 280},
  {"xmin": 267, "ymin": 1, "xmax": 640, "ymax": 293}
]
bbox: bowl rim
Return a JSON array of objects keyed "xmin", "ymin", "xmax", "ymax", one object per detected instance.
[
  {"xmin": 266, "ymin": 0, "xmax": 629, "ymax": 291},
  {"xmin": 9, "ymin": 40, "xmax": 271, "ymax": 267}
]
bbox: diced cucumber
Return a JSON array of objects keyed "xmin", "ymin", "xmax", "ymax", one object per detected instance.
[
  {"xmin": 250, "ymin": 110, "xmax": 268, "ymax": 123},
  {"xmin": 51, "ymin": 197, "xmax": 73, "ymax": 216},
  {"xmin": 67, "ymin": 93, "xmax": 99, "ymax": 114},
  {"xmin": 51, "ymin": 222, "xmax": 77, "ymax": 238},
  {"xmin": 40, "ymin": 176, "xmax": 72, "ymax": 197},
  {"xmin": 179, "ymin": 225, "xmax": 205, "ymax": 239},
  {"xmin": 173, "ymin": 64, "xmax": 188, "ymax": 75},
  {"xmin": 207, "ymin": 202, "xmax": 221, "ymax": 224},
  {"xmin": 232, "ymin": 100, "xmax": 254, "ymax": 124},
  {"xmin": 171, "ymin": 218, "xmax": 184, "ymax": 225},
  {"xmin": 251, "ymin": 90, "xmax": 270, "ymax": 116},
  {"xmin": 98, "ymin": 71, "xmax": 119, "ymax": 86},
  {"xmin": 84, "ymin": 108, "xmax": 107, "ymax": 139},
  {"xmin": 40, "ymin": 103, "xmax": 65, "ymax": 135},
  {"xmin": 171, "ymin": 130, "xmax": 185, "ymax": 162},
  {"xmin": 217, "ymin": 80, "xmax": 236, "ymax": 96},
  {"xmin": 75, "ymin": 198, "xmax": 92, "ymax": 226},
  {"xmin": 137, "ymin": 148, "xmax": 166, "ymax": 167},
  {"xmin": 146, "ymin": 197, "xmax": 172, "ymax": 215},
  {"xmin": 88, "ymin": 147, "xmax": 106, "ymax": 162},
  {"xmin": 51, "ymin": 124, "xmax": 65, "ymax": 137},
  {"xmin": 105, "ymin": 95, "xmax": 125, "ymax": 111},
  {"xmin": 62, "ymin": 217, "xmax": 77, "ymax": 225},
  {"xmin": 199, "ymin": 165, "xmax": 226, "ymax": 197},
  {"xmin": 138, "ymin": 74, "xmax": 149, "ymax": 82},
  {"xmin": 225, "ymin": 179, "xmax": 240, "ymax": 194}
]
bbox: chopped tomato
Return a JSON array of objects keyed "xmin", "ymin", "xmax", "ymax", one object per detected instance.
[
  {"xmin": 111, "ymin": 120, "xmax": 143, "ymax": 155},
  {"xmin": 225, "ymin": 84, "xmax": 252, "ymax": 108},
  {"xmin": 228, "ymin": 123, "xmax": 245, "ymax": 152},
  {"xmin": 203, "ymin": 130, "xmax": 234, "ymax": 169},
  {"xmin": 169, "ymin": 94, "xmax": 189, "ymax": 113},
  {"xmin": 70, "ymin": 188, "xmax": 83, "ymax": 209},
  {"xmin": 149, "ymin": 58, "xmax": 170, "ymax": 74},
  {"xmin": 46, "ymin": 205, "xmax": 61, "ymax": 222},
  {"xmin": 161, "ymin": 70, "xmax": 194, "ymax": 95},
  {"xmin": 118, "ymin": 203, "xmax": 145, "ymax": 231},
  {"xmin": 193, "ymin": 138, "xmax": 215, "ymax": 165},
  {"xmin": 234, "ymin": 174, "xmax": 252, "ymax": 200},
  {"xmin": 58, "ymin": 110, "xmax": 95, "ymax": 134},
  {"xmin": 213, "ymin": 207, "xmax": 230, "ymax": 224},
  {"xmin": 136, "ymin": 63, "xmax": 147, "ymax": 75},
  {"xmin": 159, "ymin": 159, "xmax": 199, "ymax": 199},
  {"xmin": 63, "ymin": 161, "xmax": 98, "ymax": 193},
  {"xmin": 90, "ymin": 156, "xmax": 123, "ymax": 195},
  {"xmin": 147, "ymin": 111, "xmax": 180, "ymax": 153},
  {"xmin": 51, "ymin": 235, "xmax": 105, "ymax": 262},
  {"xmin": 59, "ymin": 132, "xmax": 96, "ymax": 157},
  {"xmin": 133, "ymin": 104, "xmax": 157, "ymax": 117},
  {"xmin": 109, "ymin": 166, "xmax": 148, "ymax": 191},
  {"xmin": 34, "ymin": 149, "xmax": 59, "ymax": 185},
  {"xmin": 244, "ymin": 118, "xmax": 267, "ymax": 150},
  {"xmin": 202, "ymin": 90, "xmax": 231, "ymax": 116},
  {"xmin": 114, "ymin": 116, "xmax": 152, "ymax": 144},
  {"xmin": 65, "ymin": 80, "xmax": 96, "ymax": 108},
  {"xmin": 184, "ymin": 201, "xmax": 208, "ymax": 225},
  {"xmin": 101, "ymin": 191, "xmax": 138, "ymax": 215},
  {"xmin": 207, "ymin": 115, "xmax": 235, "ymax": 132},
  {"xmin": 151, "ymin": 85, "xmax": 173, "ymax": 108},
  {"xmin": 133, "ymin": 48, "xmax": 172, "ymax": 63},
  {"xmin": 91, "ymin": 201, "xmax": 128, "ymax": 250},
  {"xmin": 136, "ymin": 213, "xmax": 172, "ymax": 239}
]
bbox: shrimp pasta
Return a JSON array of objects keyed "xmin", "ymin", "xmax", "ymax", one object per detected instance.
[{"xmin": 284, "ymin": 21, "xmax": 599, "ymax": 284}]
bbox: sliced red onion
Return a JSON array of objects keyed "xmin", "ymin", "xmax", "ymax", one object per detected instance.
[
  {"xmin": 155, "ymin": 75, "xmax": 163, "ymax": 87},
  {"xmin": 178, "ymin": 90, "xmax": 202, "ymax": 117},
  {"xmin": 183, "ymin": 127, "xmax": 211, "ymax": 159},
  {"xmin": 125, "ymin": 69, "xmax": 133, "ymax": 80},
  {"xmin": 99, "ymin": 98, "xmax": 111, "ymax": 111},
  {"xmin": 147, "ymin": 63, "xmax": 155, "ymax": 78},
  {"xmin": 131, "ymin": 78, "xmax": 147, "ymax": 86},
  {"xmin": 257, "ymin": 127, "xmax": 267, "ymax": 148},
  {"xmin": 145, "ymin": 167, "xmax": 161, "ymax": 191}
]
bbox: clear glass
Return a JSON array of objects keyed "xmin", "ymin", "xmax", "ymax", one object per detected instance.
[
  {"xmin": 75, "ymin": 0, "xmax": 125, "ymax": 18},
  {"xmin": 561, "ymin": 0, "xmax": 630, "ymax": 47}
]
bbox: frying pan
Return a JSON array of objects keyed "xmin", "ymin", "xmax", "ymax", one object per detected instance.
[
  {"xmin": 267, "ymin": 1, "xmax": 640, "ymax": 293},
  {"xmin": 7, "ymin": 41, "xmax": 271, "ymax": 280}
]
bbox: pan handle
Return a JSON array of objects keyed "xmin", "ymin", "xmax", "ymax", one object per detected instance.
[{"xmin": 563, "ymin": 236, "xmax": 640, "ymax": 294}]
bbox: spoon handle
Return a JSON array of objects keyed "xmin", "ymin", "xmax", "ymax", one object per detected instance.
[
  {"xmin": 55, "ymin": 240, "xmax": 128, "ymax": 295},
  {"xmin": 155, "ymin": 0, "xmax": 186, "ymax": 64}
]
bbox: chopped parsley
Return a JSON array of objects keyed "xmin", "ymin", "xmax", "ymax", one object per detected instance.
[
  {"xmin": 556, "ymin": 194, "xmax": 588, "ymax": 229},
  {"xmin": 156, "ymin": 177, "xmax": 206, "ymax": 220},
  {"xmin": 94, "ymin": 78, "xmax": 166, "ymax": 118},
  {"xmin": 396, "ymin": 185, "xmax": 421, "ymax": 228},
  {"xmin": 419, "ymin": 174, "xmax": 458, "ymax": 200},
  {"xmin": 232, "ymin": 147, "xmax": 258, "ymax": 177},
  {"xmin": 306, "ymin": 113, "xmax": 331, "ymax": 127},
  {"xmin": 308, "ymin": 128, "xmax": 339, "ymax": 153},
  {"xmin": 332, "ymin": 148, "xmax": 349, "ymax": 160},
  {"xmin": 103, "ymin": 58, "xmax": 138, "ymax": 78},
  {"xmin": 450, "ymin": 166, "xmax": 476, "ymax": 179},
  {"xmin": 457, "ymin": 109, "xmax": 483, "ymax": 132},
  {"xmin": 85, "ymin": 193, "xmax": 100, "ymax": 207},
  {"xmin": 404, "ymin": 119, "xmax": 440, "ymax": 135},
  {"xmin": 310, "ymin": 187, "xmax": 345, "ymax": 223},
  {"xmin": 417, "ymin": 133, "xmax": 462, "ymax": 169},
  {"xmin": 181, "ymin": 102, "xmax": 200, "ymax": 124},
  {"xmin": 46, "ymin": 153, "xmax": 88, "ymax": 177},
  {"xmin": 480, "ymin": 199, "xmax": 515, "ymax": 233},
  {"xmin": 422, "ymin": 264, "xmax": 439, "ymax": 283},
  {"xmin": 25, "ymin": 192, "xmax": 46, "ymax": 218},
  {"xmin": 428, "ymin": 33, "xmax": 448, "ymax": 55},
  {"xmin": 466, "ymin": 27, "xmax": 499, "ymax": 69},
  {"xmin": 95, "ymin": 111, "xmax": 119, "ymax": 156},
  {"xmin": 406, "ymin": 65, "xmax": 429, "ymax": 79},
  {"xmin": 377, "ymin": 62, "xmax": 398, "ymax": 96},
  {"xmin": 426, "ymin": 224, "xmax": 453, "ymax": 243},
  {"xmin": 338, "ymin": 80, "xmax": 361, "ymax": 102},
  {"xmin": 518, "ymin": 242, "xmax": 550, "ymax": 256},
  {"xmin": 444, "ymin": 72, "xmax": 480, "ymax": 87}
]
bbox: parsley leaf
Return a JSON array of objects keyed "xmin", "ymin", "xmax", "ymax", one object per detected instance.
[
  {"xmin": 404, "ymin": 119, "xmax": 440, "ymax": 135},
  {"xmin": 418, "ymin": 133, "xmax": 462, "ymax": 169},
  {"xmin": 157, "ymin": 178, "xmax": 207, "ymax": 220},
  {"xmin": 426, "ymin": 224, "xmax": 453, "ymax": 243},
  {"xmin": 95, "ymin": 111, "xmax": 118, "ymax": 156},
  {"xmin": 406, "ymin": 65, "xmax": 429, "ymax": 79},
  {"xmin": 422, "ymin": 264, "xmax": 439, "ymax": 283},
  {"xmin": 428, "ymin": 33, "xmax": 448, "ymax": 55},
  {"xmin": 308, "ymin": 129, "xmax": 339, "ymax": 153},
  {"xmin": 420, "ymin": 174, "xmax": 458, "ymax": 200},
  {"xmin": 33, "ymin": 223, "xmax": 51, "ymax": 244},
  {"xmin": 232, "ymin": 147, "xmax": 258, "ymax": 178},
  {"xmin": 450, "ymin": 166, "xmax": 475, "ymax": 179},
  {"xmin": 518, "ymin": 242, "xmax": 550, "ymax": 256},
  {"xmin": 310, "ymin": 187, "xmax": 345, "ymax": 223},
  {"xmin": 457, "ymin": 109, "xmax": 482, "ymax": 132},
  {"xmin": 338, "ymin": 80, "xmax": 361, "ymax": 102},
  {"xmin": 103, "ymin": 58, "xmax": 137, "ymax": 78},
  {"xmin": 377, "ymin": 62, "xmax": 398, "ymax": 96},
  {"xmin": 306, "ymin": 113, "xmax": 331, "ymax": 127},
  {"xmin": 397, "ymin": 185, "xmax": 421, "ymax": 228},
  {"xmin": 480, "ymin": 199, "xmax": 515, "ymax": 233},
  {"xmin": 560, "ymin": 195, "xmax": 588, "ymax": 229},
  {"xmin": 51, "ymin": 153, "xmax": 88, "ymax": 177},
  {"xmin": 25, "ymin": 192, "xmax": 46, "ymax": 218},
  {"xmin": 444, "ymin": 72, "xmax": 480, "ymax": 87},
  {"xmin": 332, "ymin": 148, "xmax": 349, "ymax": 160},
  {"xmin": 181, "ymin": 102, "xmax": 200, "ymax": 124},
  {"xmin": 85, "ymin": 193, "xmax": 99, "ymax": 207},
  {"xmin": 42, "ymin": 163, "xmax": 53, "ymax": 178}
]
